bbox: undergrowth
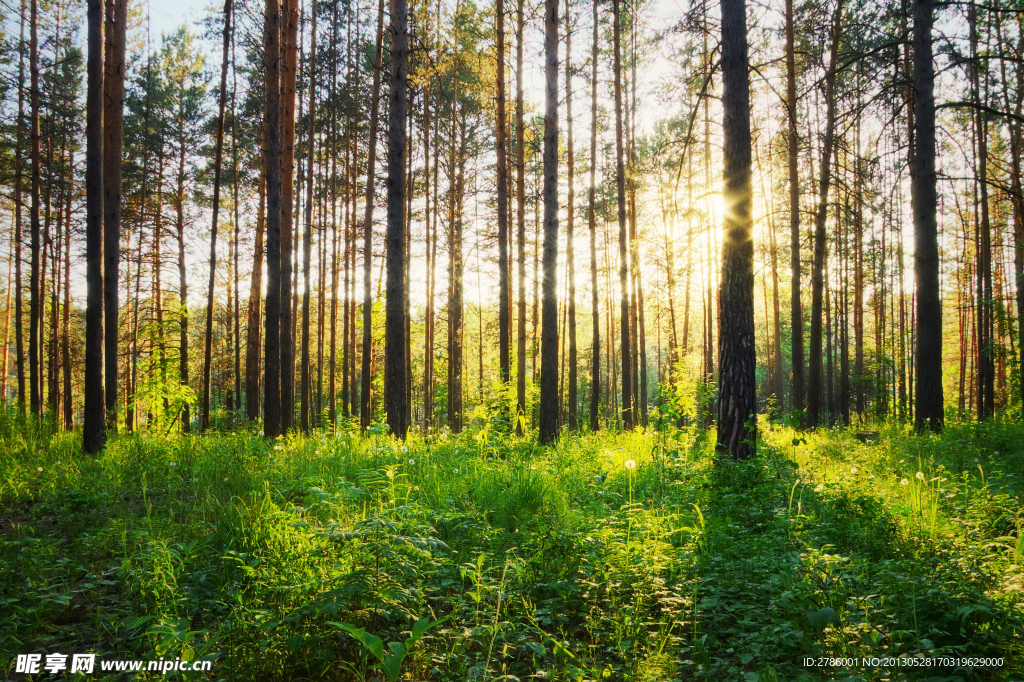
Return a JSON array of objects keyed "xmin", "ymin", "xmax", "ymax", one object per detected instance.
[{"xmin": 1, "ymin": 411, "xmax": 1021, "ymax": 680}]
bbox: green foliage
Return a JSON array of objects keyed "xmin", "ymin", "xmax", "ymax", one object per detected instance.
[
  {"xmin": 1, "ymin": 420, "xmax": 1021, "ymax": 680},
  {"xmin": 330, "ymin": 616, "xmax": 447, "ymax": 682}
]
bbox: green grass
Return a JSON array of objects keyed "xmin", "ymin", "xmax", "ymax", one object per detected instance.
[{"xmin": 1, "ymin": 412, "xmax": 1022, "ymax": 681}]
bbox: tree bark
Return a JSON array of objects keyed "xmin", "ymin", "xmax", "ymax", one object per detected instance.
[
  {"xmin": 360, "ymin": 0, "xmax": 386, "ymax": 429},
  {"xmin": 538, "ymin": 0, "xmax": 560, "ymax": 445},
  {"xmin": 515, "ymin": 0, "xmax": 527, "ymax": 432},
  {"xmin": 969, "ymin": 6, "xmax": 993, "ymax": 422},
  {"xmin": 565, "ymin": 11, "xmax": 577, "ymax": 431},
  {"xmin": 786, "ymin": 0, "xmax": 803, "ymax": 417},
  {"xmin": 716, "ymin": 0, "xmax": 756, "ymax": 459},
  {"xmin": 263, "ymin": 0, "xmax": 283, "ymax": 437},
  {"xmin": 14, "ymin": 0, "xmax": 26, "ymax": 414},
  {"xmin": 29, "ymin": 0, "xmax": 41, "ymax": 415},
  {"xmin": 914, "ymin": 0, "xmax": 942, "ymax": 430},
  {"xmin": 300, "ymin": 0, "xmax": 316, "ymax": 432},
  {"xmin": 103, "ymin": 0, "xmax": 126, "ymax": 430},
  {"xmin": 83, "ymin": 0, "xmax": 106, "ymax": 453},
  {"xmin": 246, "ymin": 167, "xmax": 266, "ymax": 422},
  {"xmin": 386, "ymin": 0, "xmax": 409, "ymax": 439},
  {"xmin": 496, "ymin": 0, "xmax": 511, "ymax": 387},
  {"xmin": 612, "ymin": 0, "xmax": 631, "ymax": 429},
  {"xmin": 279, "ymin": 0, "xmax": 299, "ymax": 432},
  {"xmin": 806, "ymin": 0, "xmax": 843, "ymax": 428},
  {"xmin": 202, "ymin": 0, "xmax": 233, "ymax": 431},
  {"xmin": 588, "ymin": 0, "xmax": 600, "ymax": 431}
]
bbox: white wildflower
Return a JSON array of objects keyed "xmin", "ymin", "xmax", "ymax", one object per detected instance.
[
  {"xmin": 624, "ymin": 459, "xmax": 636, "ymax": 470},
  {"xmin": 915, "ymin": 471, "xmax": 925, "ymax": 480},
  {"xmin": 900, "ymin": 478, "xmax": 909, "ymax": 486}
]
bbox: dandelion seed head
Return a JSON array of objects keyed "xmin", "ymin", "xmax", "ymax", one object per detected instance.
[
  {"xmin": 916, "ymin": 471, "xmax": 925, "ymax": 480},
  {"xmin": 900, "ymin": 478, "xmax": 909, "ymax": 486},
  {"xmin": 408, "ymin": 458, "xmax": 415, "ymax": 465},
  {"xmin": 37, "ymin": 466, "xmax": 43, "ymax": 472},
  {"xmin": 624, "ymin": 459, "xmax": 636, "ymax": 470}
]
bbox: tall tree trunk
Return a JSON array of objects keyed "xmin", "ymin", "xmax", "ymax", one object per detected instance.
[
  {"xmin": 29, "ymin": 0, "xmax": 41, "ymax": 416},
  {"xmin": 386, "ymin": 0, "xmax": 409, "ymax": 439},
  {"xmin": 103, "ymin": 0, "xmax": 126, "ymax": 430},
  {"xmin": 245, "ymin": 168, "xmax": 266, "ymax": 421},
  {"xmin": 14, "ymin": 0, "xmax": 26, "ymax": 413},
  {"xmin": 423, "ymin": 63, "xmax": 434, "ymax": 430},
  {"xmin": 202, "ymin": 0, "xmax": 234, "ymax": 431},
  {"xmin": 515, "ymin": 0, "xmax": 527, "ymax": 432},
  {"xmin": 1004, "ymin": 17, "xmax": 1024, "ymax": 408},
  {"xmin": 806, "ymin": 0, "xmax": 843, "ymax": 428},
  {"xmin": 231, "ymin": 34, "xmax": 242, "ymax": 416},
  {"xmin": 300, "ymin": 0, "xmax": 316, "ymax": 432},
  {"xmin": 612, "ymin": 0, "xmax": 631, "ymax": 429},
  {"xmin": 628, "ymin": 19, "xmax": 646, "ymax": 427},
  {"xmin": 175, "ymin": 132, "xmax": 190, "ymax": 434},
  {"xmin": 3, "ymin": 223, "xmax": 13, "ymax": 405},
  {"xmin": 588, "ymin": 0, "xmax": 600, "ymax": 431},
  {"xmin": 448, "ymin": 48, "xmax": 464, "ymax": 434},
  {"xmin": 565, "ymin": 10, "xmax": 577, "ymax": 431},
  {"xmin": 263, "ymin": 0, "xmax": 283, "ymax": 437},
  {"xmin": 853, "ymin": 86, "xmax": 864, "ymax": 415},
  {"xmin": 538, "ymin": 0, "xmax": 560, "ymax": 445},
  {"xmin": 83, "ymin": 0, "xmax": 106, "ymax": 453},
  {"xmin": 154, "ymin": 149, "xmax": 169, "ymax": 415},
  {"xmin": 716, "ymin": 0, "xmax": 756, "ymax": 459},
  {"xmin": 970, "ymin": 6, "xmax": 993, "ymax": 422},
  {"xmin": 360, "ymin": 0, "xmax": 385, "ymax": 429},
  {"xmin": 786, "ymin": 0, "xmax": 803, "ymax": 417},
  {"xmin": 62, "ymin": 157, "xmax": 73, "ymax": 429},
  {"xmin": 496, "ymin": 0, "xmax": 511, "ymax": 387},
  {"xmin": 279, "ymin": 0, "xmax": 299, "ymax": 432},
  {"xmin": 914, "ymin": 0, "xmax": 942, "ymax": 429}
]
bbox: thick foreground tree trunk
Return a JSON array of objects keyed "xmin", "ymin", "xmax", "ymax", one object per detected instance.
[
  {"xmin": 538, "ymin": 0, "xmax": 559, "ymax": 445},
  {"xmin": 103, "ymin": 0, "xmax": 126, "ymax": 431},
  {"xmin": 716, "ymin": 0, "xmax": 756, "ymax": 460},
  {"xmin": 913, "ymin": 0, "xmax": 942, "ymax": 430},
  {"xmin": 385, "ymin": 0, "xmax": 409, "ymax": 439},
  {"xmin": 83, "ymin": 0, "xmax": 105, "ymax": 454}
]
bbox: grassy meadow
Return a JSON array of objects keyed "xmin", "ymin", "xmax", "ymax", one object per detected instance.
[{"xmin": 1, "ymin": 413, "xmax": 1022, "ymax": 681}]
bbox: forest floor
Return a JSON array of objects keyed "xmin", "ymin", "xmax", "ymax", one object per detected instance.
[{"xmin": 1, "ymin": 413, "xmax": 1022, "ymax": 681}]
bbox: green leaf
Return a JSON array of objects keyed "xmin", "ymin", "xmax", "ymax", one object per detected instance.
[
  {"xmin": 329, "ymin": 622, "xmax": 386, "ymax": 662},
  {"xmin": 126, "ymin": 615, "xmax": 154, "ymax": 631},
  {"xmin": 380, "ymin": 654, "xmax": 403, "ymax": 682},
  {"xmin": 806, "ymin": 607, "xmax": 839, "ymax": 634}
]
